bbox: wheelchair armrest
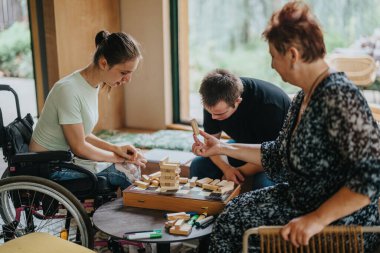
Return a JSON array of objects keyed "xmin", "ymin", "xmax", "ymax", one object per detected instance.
[{"xmin": 11, "ymin": 151, "xmax": 73, "ymax": 163}]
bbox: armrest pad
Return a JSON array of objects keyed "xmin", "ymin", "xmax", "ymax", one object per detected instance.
[{"xmin": 12, "ymin": 151, "xmax": 73, "ymax": 163}]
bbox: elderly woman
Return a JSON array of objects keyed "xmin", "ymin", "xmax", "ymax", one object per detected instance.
[{"xmin": 192, "ymin": 2, "xmax": 380, "ymax": 252}]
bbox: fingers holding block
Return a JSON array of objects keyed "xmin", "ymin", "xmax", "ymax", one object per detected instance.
[{"xmin": 190, "ymin": 119, "xmax": 200, "ymax": 135}]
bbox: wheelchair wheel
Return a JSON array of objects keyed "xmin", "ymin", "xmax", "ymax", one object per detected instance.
[{"xmin": 0, "ymin": 176, "xmax": 94, "ymax": 248}]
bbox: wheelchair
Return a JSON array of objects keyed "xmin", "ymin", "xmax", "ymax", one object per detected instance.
[{"xmin": 0, "ymin": 84, "xmax": 118, "ymax": 249}]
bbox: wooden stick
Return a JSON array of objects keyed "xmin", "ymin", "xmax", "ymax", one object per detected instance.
[{"xmin": 190, "ymin": 119, "xmax": 200, "ymax": 135}]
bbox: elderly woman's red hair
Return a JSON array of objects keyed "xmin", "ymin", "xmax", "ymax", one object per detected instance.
[{"xmin": 262, "ymin": 1, "xmax": 326, "ymax": 62}]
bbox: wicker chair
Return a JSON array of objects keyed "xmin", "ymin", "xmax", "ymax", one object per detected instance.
[
  {"xmin": 242, "ymin": 225, "xmax": 380, "ymax": 253},
  {"xmin": 328, "ymin": 54, "xmax": 377, "ymax": 88}
]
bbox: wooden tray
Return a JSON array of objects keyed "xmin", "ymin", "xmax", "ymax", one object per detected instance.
[{"xmin": 123, "ymin": 184, "xmax": 240, "ymax": 215}]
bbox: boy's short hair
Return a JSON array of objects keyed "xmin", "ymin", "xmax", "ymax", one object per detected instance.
[{"xmin": 199, "ymin": 69, "xmax": 243, "ymax": 108}]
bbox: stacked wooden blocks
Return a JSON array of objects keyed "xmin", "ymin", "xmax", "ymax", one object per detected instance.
[
  {"xmin": 165, "ymin": 212, "xmax": 193, "ymax": 236},
  {"xmin": 159, "ymin": 157, "xmax": 181, "ymax": 191}
]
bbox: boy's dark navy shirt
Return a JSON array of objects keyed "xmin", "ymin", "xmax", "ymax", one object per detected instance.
[{"xmin": 203, "ymin": 77, "xmax": 291, "ymax": 144}]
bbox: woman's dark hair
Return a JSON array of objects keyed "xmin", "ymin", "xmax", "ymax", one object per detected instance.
[
  {"xmin": 262, "ymin": 1, "xmax": 326, "ymax": 62},
  {"xmin": 199, "ymin": 69, "xmax": 243, "ymax": 108},
  {"xmin": 93, "ymin": 30, "xmax": 142, "ymax": 67}
]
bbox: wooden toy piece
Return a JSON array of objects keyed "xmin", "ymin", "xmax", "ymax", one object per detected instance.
[
  {"xmin": 174, "ymin": 218, "xmax": 185, "ymax": 228},
  {"xmin": 216, "ymin": 181, "xmax": 234, "ymax": 194},
  {"xmin": 151, "ymin": 179, "xmax": 159, "ymax": 187},
  {"xmin": 189, "ymin": 177, "xmax": 198, "ymax": 187},
  {"xmin": 202, "ymin": 183, "xmax": 219, "ymax": 191},
  {"xmin": 216, "ymin": 180, "xmax": 230, "ymax": 187},
  {"xmin": 160, "ymin": 185, "xmax": 180, "ymax": 191},
  {"xmin": 134, "ymin": 180, "xmax": 150, "ymax": 189},
  {"xmin": 167, "ymin": 212, "xmax": 191, "ymax": 221},
  {"xmin": 165, "ymin": 219, "xmax": 176, "ymax": 228},
  {"xmin": 190, "ymin": 118, "xmax": 200, "ymax": 135},
  {"xmin": 179, "ymin": 177, "xmax": 188, "ymax": 184},
  {"xmin": 203, "ymin": 179, "xmax": 221, "ymax": 191},
  {"xmin": 196, "ymin": 177, "xmax": 213, "ymax": 187},
  {"xmin": 159, "ymin": 157, "xmax": 180, "ymax": 167},
  {"xmin": 160, "ymin": 164, "xmax": 181, "ymax": 170},
  {"xmin": 210, "ymin": 179, "xmax": 220, "ymax": 185},
  {"xmin": 169, "ymin": 223, "xmax": 192, "ymax": 236},
  {"xmin": 142, "ymin": 174, "xmax": 151, "ymax": 183},
  {"xmin": 148, "ymin": 171, "xmax": 161, "ymax": 180},
  {"xmin": 159, "ymin": 156, "xmax": 169, "ymax": 166}
]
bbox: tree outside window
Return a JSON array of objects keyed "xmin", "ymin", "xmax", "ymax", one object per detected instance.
[{"xmin": 176, "ymin": 0, "xmax": 380, "ymax": 123}]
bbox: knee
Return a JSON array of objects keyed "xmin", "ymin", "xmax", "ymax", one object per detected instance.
[
  {"xmin": 189, "ymin": 157, "xmax": 207, "ymax": 178},
  {"xmin": 251, "ymin": 172, "xmax": 274, "ymax": 190},
  {"xmin": 107, "ymin": 172, "xmax": 130, "ymax": 190}
]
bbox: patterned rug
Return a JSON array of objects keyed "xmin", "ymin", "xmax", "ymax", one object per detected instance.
[{"xmin": 96, "ymin": 130, "xmax": 194, "ymax": 152}]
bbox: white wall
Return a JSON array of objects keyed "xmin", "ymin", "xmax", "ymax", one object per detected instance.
[{"xmin": 120, "ymin": 0, "xmax": 173, "ymax": 130}]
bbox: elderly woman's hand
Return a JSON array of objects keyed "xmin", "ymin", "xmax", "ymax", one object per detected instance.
[
  {"xmin": 192, "ymin": 130, "xmax": 223, "ymax": 157},
  {"xmin": 280, "ymin": 212, "xmax": 326, "ymax": 247}
]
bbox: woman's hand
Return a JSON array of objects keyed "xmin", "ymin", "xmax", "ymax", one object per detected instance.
[
  {"xmin": 192, "ymin": 130, "xmax": 223, "ymax": 157},
  {"xmin": 280, "ymin": 212, "xmax": 326, "ymax": 247},
  {"xmin": 113, "ymin": 145, "xmax": 147, "ymax": 168}
]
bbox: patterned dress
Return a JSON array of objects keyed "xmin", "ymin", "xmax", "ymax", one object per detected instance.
[{"xmin": 209, "ymin": 72, "xmax": 380, "ymax": 252}]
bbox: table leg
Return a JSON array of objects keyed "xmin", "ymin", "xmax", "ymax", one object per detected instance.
[
  {"xmin": 157, "ymin": 242, "xmax": 170, "ymax": 253},
  {"xmin": 198, "ymin": 236, "xmax": 211, "ymax": 253}
]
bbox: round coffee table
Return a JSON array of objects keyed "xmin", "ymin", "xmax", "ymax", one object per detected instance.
[{"xmin": 93, "ymin": 198, "xmax": 213, "ymax": 253}]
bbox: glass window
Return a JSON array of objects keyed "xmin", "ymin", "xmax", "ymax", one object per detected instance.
[
  {"xmin": 0, "ymin": 0, "xmax": 37, "ymax": 125},
  {"xmin": 174, "ymin": 0, "xmax": 380, "ymax": 124}
]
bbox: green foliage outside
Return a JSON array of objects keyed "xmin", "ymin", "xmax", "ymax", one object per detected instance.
[
  {"xmin": 0, "ymin": 22, "xmax": 33, "ymax": 78},
  {"xmin": 187, "ymin": 0, "xmax": 380, "ymax": 94}
]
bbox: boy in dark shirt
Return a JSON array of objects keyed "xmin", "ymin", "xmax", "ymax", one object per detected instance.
[{"xmin": 190, "ymin": 69, "xmax": 290, "ymax": 189}]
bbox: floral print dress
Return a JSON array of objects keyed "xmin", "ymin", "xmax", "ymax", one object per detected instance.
[{"xmin": 209, "ymin": 72, "xmax": 380, "ymax": 253}]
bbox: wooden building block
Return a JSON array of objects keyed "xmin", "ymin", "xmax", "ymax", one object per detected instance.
[
  {"xmin": 196, "ymin": 177, "xmax": 213, "ymax": 187},
  {"xmin": 179, "ymin": 177, "xmax": 188, "ymax": 184},
  {"xmin": 165, "ymin": 220, "xmax": 176, "ymax": 228},
  {"xmin": 174, "ymin": 218, "xmax": 185, "ymax": 228},
  {"xmin": 148, "ymin": 171, "xmax": 161, "ymax": 180},
  {"xmin": 164, "ymin": 161, "xmax": 181, "ymax": 166},
  {"xmin": 167, "ymin": 212, "xmax": 191, "ymax": 221},
  {"xmin": 216, "ymin": 180, "xmax": 230, "ymax": 187},
  {"xmin": 216, "ymin": 182, "xmax": 234, "ymax": 194},
  {"xmin": 167, "ymin": 212, "xmax": 185, "ymax": 220},
  {"xmin": 142, "ymin": 174, "xmax": 151, "ymax": 183},
  {"xmin": 151, "ymin": 179, "xmax": 159, "ymax": 187},
  {"xmin": 159, "ymin": 157, "xmax": 169, "ymax": 166},
  {"xmin": 190, "ymin": 119, "xmax": 200, "ymax": 135},
  {"xmin": 160, "ymin": 185, "xmax": 179, "ymax": 191},
  {"xmin": 134, "ymin": 180, "xmax": 149, "ymax": 189},
  {"xmin": 160, "ymin": 165, "xmax": 181, "ymax": 172},
  {"xmin": 202, "ymin": 183, "xmax": 219, "ymax": 191},
  {"xmin": 161, "ymin": 175, "xmax": 179, "ymax": 181},
  {"xmin": 169, "ymin": 223, "xmax": 192, "ymax": 236},
  {"xmin": 210, "ymin": 179, "xmax": 220, "ymax": 185},
  {"xmin": 189, "ymin": 177, "xmax": 198, "ymax": 187},
  {"xmin": 166, "ymin": 212, "xmax": 190, "ymax": 221}
]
